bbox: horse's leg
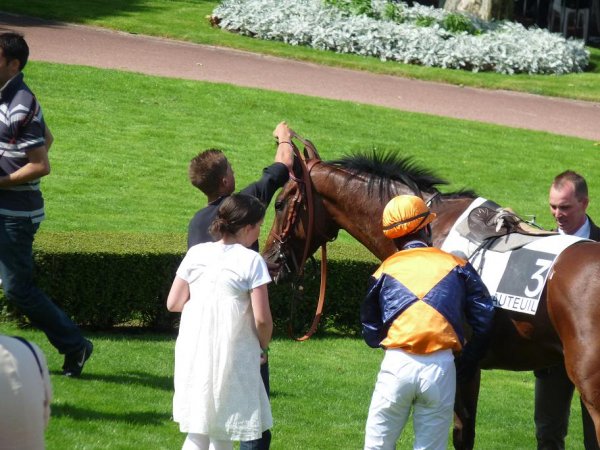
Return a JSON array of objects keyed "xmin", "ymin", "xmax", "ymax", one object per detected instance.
[
  {"xmin": 546, "ymin": 244, "xmax": 600, "ymax": 447},
  {"xmin": 453, "ymin": 369, "xmax": 481, "ymax": 450},
  {"xmin": 579, "ymin": 377, "xmax": 600, "ymax": 447},
  {"xmin": 559, "ymin": 344, "xmax": 600, "ymax": 447}
]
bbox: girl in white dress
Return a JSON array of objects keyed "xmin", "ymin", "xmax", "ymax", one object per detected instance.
[{"xmin": 167, "ymin": 194, "xmax": 273, "ymax": 450}]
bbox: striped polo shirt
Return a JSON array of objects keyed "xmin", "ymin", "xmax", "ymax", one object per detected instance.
[{"xmin": 0, "ymin": 72, "xmax": 46, "ymax": 222}]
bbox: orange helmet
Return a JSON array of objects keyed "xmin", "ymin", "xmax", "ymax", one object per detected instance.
[{"xmin": 382, "ymin": 195, "xmax": 436, "ymax": 239}]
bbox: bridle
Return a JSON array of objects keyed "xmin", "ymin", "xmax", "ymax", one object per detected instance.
[
  {"xmin": 266, "ymin": 144, "xmax": 444, "ymax": 340},
  {"xmin": 266, "ymin": 133, "xmax": 336, "ymax": 341}
]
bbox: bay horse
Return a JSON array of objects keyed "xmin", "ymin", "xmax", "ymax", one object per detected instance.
[{"xmin": 262, "ymin": 140, "xmax": 600, "ymax": 449}]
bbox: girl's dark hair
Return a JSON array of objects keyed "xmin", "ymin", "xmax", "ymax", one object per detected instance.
[{"xmin": 209, "ymin": 193, "xmax": 266, "ymax": 239}]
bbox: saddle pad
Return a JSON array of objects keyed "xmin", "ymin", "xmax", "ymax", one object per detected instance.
[
  {"xmin": 445, "ymin": 197, "xmax": 550, "ymax": 254},
  {"xmin": 442, "ymin": 198, "xmax": 587, "ymax": 315}
]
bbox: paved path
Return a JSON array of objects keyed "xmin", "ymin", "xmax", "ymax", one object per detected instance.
[{"xmin": 2, "ymin": 12, "xmax": 600, "ymax": 141}]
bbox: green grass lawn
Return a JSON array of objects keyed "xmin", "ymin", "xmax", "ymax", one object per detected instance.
[
  {"xmin": 1, "ymin": 0, "xmax": 599, "ymax": 102},
  {"xmin": 1, "ymin": 321, "xmax": 585, "ymax": 449},
  {"xmin": 0, "ymin": 10, "xmax": 597, "ymax": 449},
  {"xmin": 23, "ymin": 61, "xmax": 599, "ymax": 254}
]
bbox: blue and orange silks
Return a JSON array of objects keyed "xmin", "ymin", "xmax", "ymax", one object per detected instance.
[{"xmin": 361, "ymin": 244, "xmax": 494, "ymax": 355}]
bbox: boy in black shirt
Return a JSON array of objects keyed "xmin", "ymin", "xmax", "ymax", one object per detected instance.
[
  {"xmin": 185, "ymin": 121, "xmax": 295, "ymax": 450},
  {"xmin": 187, "ymin": 121, "xmax": 294, "ymax": 250}
]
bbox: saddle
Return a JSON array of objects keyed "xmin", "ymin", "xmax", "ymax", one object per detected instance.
[{"xmin": 456, "ymin": 206, "xmax": 556, "ymax": 253}]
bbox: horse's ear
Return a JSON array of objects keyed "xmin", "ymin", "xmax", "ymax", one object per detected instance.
[
  {"xmin": 302, "ymin": 138, "xmax": 321, "ymax": 161},
  {"xmin": 291, "ymin": 130, "xmax": 321, "ymax": 162},
  {"xmin": 291, "ymin": 153, "xmax": 304, "ymax": 179}
]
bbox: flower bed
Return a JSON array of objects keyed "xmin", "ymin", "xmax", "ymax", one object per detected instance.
[{"xmin": 212, "ymin": 0, "xmax": 589, "ymax": 75}]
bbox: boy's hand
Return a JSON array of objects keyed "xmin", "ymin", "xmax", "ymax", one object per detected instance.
[{"xmin": 273, "ymin": 121, "xmax": 292, "ymax": 142}]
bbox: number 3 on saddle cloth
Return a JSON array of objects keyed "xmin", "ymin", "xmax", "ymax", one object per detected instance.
[{"xmin": 440, "ymin": 197, "xmax": 589, "ymax": 315}]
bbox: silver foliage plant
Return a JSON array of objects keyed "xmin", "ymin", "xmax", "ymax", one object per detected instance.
[{"xmin": 212, "ymin": 0, "xmax": 589, "ymax": 75}]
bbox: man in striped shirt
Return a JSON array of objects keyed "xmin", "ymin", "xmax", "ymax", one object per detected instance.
[{"xmin": 0, "ymin": 32, "xmax": 92, "ymax": 377}]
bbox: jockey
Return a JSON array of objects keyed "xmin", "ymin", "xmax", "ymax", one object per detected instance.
[{"xmin": 361, "ymin": 194, "xmax": 495, "ymax": 450}]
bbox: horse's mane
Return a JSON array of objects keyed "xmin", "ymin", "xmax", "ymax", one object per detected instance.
[
  {"xmin": 440, "ymin": 189, "xmax": 478, "ymax": 199},
  {"xmin": 329, "ymin": 151, "xmax": 475, "ymax": 202}
]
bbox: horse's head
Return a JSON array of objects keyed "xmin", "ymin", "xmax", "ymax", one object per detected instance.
[
  {"xmin": 263, "ymin": 143, "xmax": 473, "ymax": 281},
  {"xmin": 262, "ymin": 137, "xmax": 339, "ymax": 283}
]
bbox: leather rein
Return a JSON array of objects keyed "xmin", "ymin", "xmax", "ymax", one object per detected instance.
[{"xmin": 268, "ymin": 135, "xmax": 329, "ymax": 341}]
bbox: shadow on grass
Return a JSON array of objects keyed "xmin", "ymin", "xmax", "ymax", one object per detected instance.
[
  {"xmin": 49, "ymin": 370, "xmax": 173, "ymax": 390},
  {"xmin": 51, "ymin": 402, "xmax": 170, "ymax": 425},
  {"xmin": 89, "ymin": 328, "xmax": 177, "ymax": 341},
  {"xmin": 272, "ymin": 330, "xmax": 361, "ymax": 341},
  {"xmin": 0, "ymin": 0, "xmax": 216, "ymax": 25},
  {"xmin": 1, "ymin": 0, "xmax": 153, "ymax": 25}
]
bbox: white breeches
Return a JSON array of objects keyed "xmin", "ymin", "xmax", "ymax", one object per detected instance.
[{"xmin": 364, "ymin": 348, "xmax": 456, "ymax": 450}]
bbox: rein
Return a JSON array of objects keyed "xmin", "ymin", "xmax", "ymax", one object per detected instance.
[{"xmin": 272, "ymin": 134, "xmax": 329, "ymax": 341}]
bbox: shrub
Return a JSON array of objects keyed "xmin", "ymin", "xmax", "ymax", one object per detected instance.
[
  {"xmin": 324, "ymin": 0, "xmax": 375, "ymax": 17},
  {"xmin": 269, "ymin": 258, "xmax": 378, "ymax": 337},
  {"xmin": 414, "ymin": 15, "xmax": 437, "ymax": 28},
  {"xmin": 212, "ymin": 0, "xmax": 589, "ymax": 74},
  {"xmin": 1, "ymin": 232, "xmax": 185, "ymax": 330},
  {"xmin": 442, "ymin": 12, "xmax": 480, "ymax": 34},
  {"xmin": 1, "ymin": 232, "xmax": 376, "ymax": 335},
  {"xmin": 383, "ymin": 2, "xmax": 404, "ymax": 22}
]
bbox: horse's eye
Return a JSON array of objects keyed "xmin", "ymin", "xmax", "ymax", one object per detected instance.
[{"xmin": 275, "ymin": 201, "xmax": 284, "ymax": 211}]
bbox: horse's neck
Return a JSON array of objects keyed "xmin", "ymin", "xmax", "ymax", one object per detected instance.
[
  {"xmin": 430, "ymin": 197, "xmax": 475, "ymax": 248},
  {"xmin": 312, "ymin": 165, "xmax": 475, "ymax": 259},
  {"xmin": 312, "ymin": 165, "xmax": 404, "ymax": 261}
]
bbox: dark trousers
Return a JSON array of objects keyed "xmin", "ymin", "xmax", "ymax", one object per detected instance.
[
  {"xmin": 240, "ymin": 361, "xmax": 271, "ymax": 450},
  {"xmin": 0, "ymin": 216, "xmax": 84, "ymax": 355},
  {"xmin": 534, "ymin": 363, "xmax": 599, "ymax": 450}
]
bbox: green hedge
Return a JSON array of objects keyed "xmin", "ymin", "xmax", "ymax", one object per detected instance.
[
  {"xmin": 268, "ymin": 258, "xmax": 378, "ymax": 336},
  {"xmin": 0, "ymin": 232, "xmax": 186, "ymax": 329},
  {"xmin": 0, "ymin": 232, "xmax": 379, "ymax": 336}
]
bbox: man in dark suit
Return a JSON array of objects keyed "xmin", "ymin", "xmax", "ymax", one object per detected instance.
[{"xmin": 534, "ymin": 170, "xmax": 600, "ymax": 450}]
